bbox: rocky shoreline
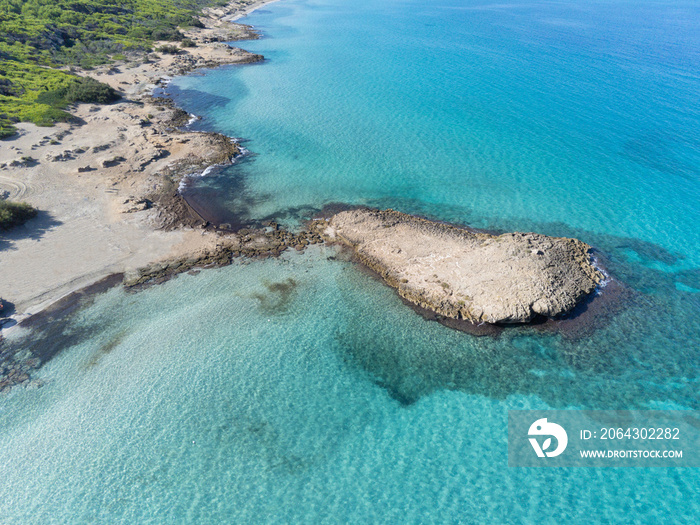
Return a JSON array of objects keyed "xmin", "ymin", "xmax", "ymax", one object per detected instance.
[
  {"xmin": 1, "ymin": 199, "xmax": 614, "ymax": 393},
  {"xmin": 0, "ymin": 0, "xmax": 615, "ymax": 394},
  {"xmin": 317, "ymin": 208, "xmax": 604, "ymax": 325},
  {"xmin": 0, "ymin": 1, "xmax": 278, "ymax": 392},
  {"xmin": 124, "ymin": 223, "xmax": 325, "ymax": 289}
]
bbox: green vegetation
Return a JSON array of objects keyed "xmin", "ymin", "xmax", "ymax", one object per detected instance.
[
  {"xmin": 0, "ymin": 200, "xmax": 38, "ymax": 230},
  {"xmin": 36, "ymin": 76, "xmax": 120, "ymax": 106},
  {"xmin": 0, "ymin": 0, "xmax": 229, "ymax": 138},
  {"xmin": 157, "ymin": 44, "xmax": 181, "ymax": 55}
]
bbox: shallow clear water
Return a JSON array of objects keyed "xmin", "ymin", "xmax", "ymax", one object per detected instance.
[
  {"xmin": 2, "ymin": 0, "xmax": 699, "ymax": 522},
  {"xmin": 171, "ymin": 0, "xmax": 700, "ymax": 264}
]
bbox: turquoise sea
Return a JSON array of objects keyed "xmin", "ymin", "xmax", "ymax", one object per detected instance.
[{"xmin": 2, "ymin": 0, "xmax": 700, "ymax": 522}]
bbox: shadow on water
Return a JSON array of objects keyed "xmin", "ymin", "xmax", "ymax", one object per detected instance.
[
  {"xmin": 158, "ymin": 67, "xmax": 257, "ymax": 134},
  {"xmin": 178, "ymin": 157, "xmax": 268, "ymax": 230},
  {"xmin": 0, "ymin": 299, "xmax": 17, "ymax": 331},
  {"xmin": 158, "ymin": 86, "xmax": 233, "ymax": 112},
  {"xmin": 179, "ymin": 160, "xmax": 348, "ymax": 233},
  {"xmin": 0, "ymin": 299, "xmax": 15, "ymax": 317}
]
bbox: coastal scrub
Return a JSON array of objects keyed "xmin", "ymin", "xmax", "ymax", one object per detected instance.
[
  {"xmin": 0, "ymin": 0, "xmax": 229, "ymax": 138},
  {"xmin": 0, "ymin": 200, "xmax": 37, "ymax": 230}
]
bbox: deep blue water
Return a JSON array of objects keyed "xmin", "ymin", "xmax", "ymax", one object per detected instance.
[{"xmin": 1, "ymin": 0, "xmax": 699, "ymax": 522}]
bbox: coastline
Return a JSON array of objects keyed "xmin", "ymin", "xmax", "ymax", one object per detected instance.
[
  {"xmin": 0, "ymin": 2, "xmax": 696, "ymax": 521},
  {"xmin": 0, "ymin": 1, "xmax": 279, "ymax": 325},
  {"xmin": 0, "ymin": 0, "xmax": 621, "ymax": 393},
  {"xmin": 223, "ymin": 0, "xmax": 283, "ymax": 22}
]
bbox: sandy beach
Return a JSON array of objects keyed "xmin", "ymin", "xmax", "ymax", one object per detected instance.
[{"xmin": 0, "ymin": 1, "xmax": 278, "ymax": 321}]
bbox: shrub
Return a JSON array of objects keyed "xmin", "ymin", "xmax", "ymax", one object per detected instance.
[
  {"xmin": 64, "ymin": 77, "xmax": 120, "ymax": 104},
  {"xmin": 36, "ymin": 77, "xmax": 120, "ymax": 107},
  {"xmin": 0, "ymin": 0, "xmax": 215, "ymax": 139},
  {"xmin": 157, "ymin": 45, "xmax": 180, "ymax": 55},
  {"xmin": 0, "ymin": 123, "xmax": 17, "ymax": 139},
  {"xmin": 151, "ymin": 27, "xmax": 184, "ymax": 42},
  {"xmin": 181, "ymin": 38, "xmax": 196, "ymax": 48},
  {"xmin": 0, "ymin": 201, "xmax": 38, "ymax": 230}
]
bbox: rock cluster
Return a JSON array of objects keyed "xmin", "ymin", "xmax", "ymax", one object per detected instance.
[
  {"xmin": 123, "ymin": 224, "xmax": 324, "ymax": 288},
  {"xmin": 164, "ymin": 46, "xmax": 263, "ymax": 76},
  {"xmin": 317, "ymin": 208, "xmax": 603, "ymax": 324},
  {"xmin": 0, "ymin": 346, "xmax": 42, "ymax": 393},
  {"xmin": 101, "ymin": 156, "xmax": 126, "ymax": 168}
]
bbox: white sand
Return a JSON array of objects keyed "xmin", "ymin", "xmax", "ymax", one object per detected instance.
[{"xmin": 0, "ymin": 0, "xmax": 276, "ymax": 319}]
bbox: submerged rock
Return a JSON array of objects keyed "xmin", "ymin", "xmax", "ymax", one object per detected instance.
[{"xmin": 319, "ymin": 208, "xmax": 603, "ymax": 324}]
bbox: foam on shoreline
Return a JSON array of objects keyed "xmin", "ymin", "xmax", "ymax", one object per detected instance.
[
  {"xmin": 591, "ymin": 255, "xmax": 612, "ymax": 294},
  {"xmin": 177, "ymin": 164, "xmax": 223, "ymax": 192}
]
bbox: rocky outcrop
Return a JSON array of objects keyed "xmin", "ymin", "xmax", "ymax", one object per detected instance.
[
  {"xmin": 163, "ymin": 45, "xmax": 263, "ymax": 77},
  {"xmin": 101, "ymin": 156, "xmax": 126, "ymax": 168},
  {"xmin": 316, "ymin": 208, "xmax": 603, "ymax": 324},
  {"xmin": 123, "ymin": 225, "xmax": 324, "ymax": 288}
]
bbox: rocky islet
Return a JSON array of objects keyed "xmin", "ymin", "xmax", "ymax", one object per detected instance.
[{"xmin": 317, "ymin": 208, "xmax": 604, "ymax": 324}]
